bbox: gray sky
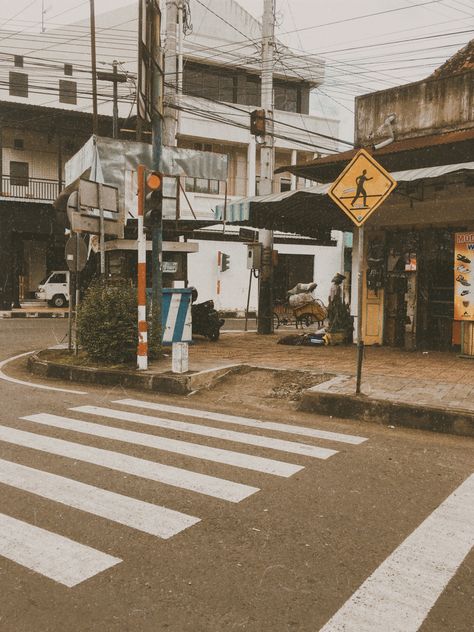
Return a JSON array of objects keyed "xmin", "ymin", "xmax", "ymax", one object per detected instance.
[{"xmin": 1, "ymin": 0, "xmax": 472, "ymax": 142}]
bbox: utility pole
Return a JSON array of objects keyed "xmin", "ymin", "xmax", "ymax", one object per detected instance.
[
  {"xmin": 89, "ymin": 0, "xmax": 98, "ymax": 136},
  {"xmin": 163, "ymin": 0, "xmax": 179, "ymax": 147},
  {"xmin": 150, "ymin": 0, "xmax": 165, "ymax": 352},
  {"xmin": 257, "ymin": 0, "xmax": 275, "ymax": 335},
  {"xmin": 97, "ymin": 61, "xmax": 127, "ymax": 139}
]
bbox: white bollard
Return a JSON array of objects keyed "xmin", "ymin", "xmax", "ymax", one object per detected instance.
[{"xmin": 172, "ymin": 342, "xmax": 189, "ymax": 373}]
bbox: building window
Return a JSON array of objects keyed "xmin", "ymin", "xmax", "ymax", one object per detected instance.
[
  {"xmin": 274, "ymin": 83, "xmax": 298, "ymax": 113},
  {"xmin": 13, "ymin": 138, "xmax": 24, "ymax": 150},
  {"xmin": 64, "ymin": 63, "xmax": 73, "ymax": 76},
  {"xmin": 59, "ymin": 80, "xmax": 77, "ymax": 104},
  {"xmin": 9, "ymin": 72, "xmax": 28, "ymax": 97},
  {"xmin": 185, "ymin": 177, "xmax": 220, "ymax": 194},
  {"xmin": 193, "ymin": 142, "xmax": 213, "ymax": 152},
  {"xmin": 14, "ymin": 55, "xmax": 23, "ymax": 68},
  {"xmin": 183, "ymin": 62, "xmax": 237, "ymax": 103},
  {"xmin": 10, "ymin": 161, "xmax": 29, "ymax": 186},
  {"xmin": 280, "ymin": 178, "xmax": 291, "ymax": 192}
]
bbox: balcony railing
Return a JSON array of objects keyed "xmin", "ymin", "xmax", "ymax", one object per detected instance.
[{"xmin": 1, "ymin": 176, "xmax": 60, "ymax": 202}]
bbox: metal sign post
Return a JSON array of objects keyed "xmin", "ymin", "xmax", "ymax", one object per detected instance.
[
  {"xmin": 355, "ymin": 225, "xmax": 365, "ymax": 394},
  {"xmin": 328, "ymin": 149, "xmax": 397, "ymax": 394},
  {"xmin": 65, "ymin": 234, "xmax": 87, "ymax": 353}
]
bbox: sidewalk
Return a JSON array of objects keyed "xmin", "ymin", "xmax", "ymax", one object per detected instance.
[
  {"xmin": 184, "ymin": 333, "xmax": 474, "ymax": 436},
  {"xmin": 27, "ymin": 331, "xmax": 474, "ymax": 437},
  {"xmin": 0, "ymin": 307, "xmax": 68, "ymax": 318}
]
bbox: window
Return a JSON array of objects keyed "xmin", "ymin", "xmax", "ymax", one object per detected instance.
[
  {"xmin": 59, "ymin": 80, "xmax": 77, "ymax": 104},
  {"xmin": 193, "ymin": 142, "xmax": 212, "ymax": 152},
  {"xmin": 245, "ymin": 76, "xmax": 260, "ymax": 107},
  {"xmin": 49, "ymin": 273, "xmax": 67, "ymax": 284},
  {"xmin": 185, "ymin": 177, "xmax": 220, "ymax": 194},
  {"xmin": 9, "ymin": 72, "xmax": 28, "ymax": 97},
  {"xmin": 13, "ymin": 138, "xmax": 24, "ymax": 150},
  {"xmin": 64, "ymin": 63, "xmax": 73, "ymax": 76},
  {"xmin": 10, "ymin": 161, "xmax": 29, "ymax": 186},
  {"xmin": 280, "ymin": 178, "xmax": 291, "ymax": 192},
  {"xmin": 274, "ymin": 83, "xmax": 298, "ymax": 113},
  {"xmin": 183, "ymin": 63, "xmax": 237, "ymax": 103},
  {"xmin": 14, "ymin": 55, "xmax": 23, "ymax": 68}
]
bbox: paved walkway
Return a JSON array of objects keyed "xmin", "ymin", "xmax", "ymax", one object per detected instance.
[{"xmin": 178, "ymin": 332, "xmax": 474, "ymax": 414}]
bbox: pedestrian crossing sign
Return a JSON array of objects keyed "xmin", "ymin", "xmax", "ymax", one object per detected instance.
[{"xmin": 328, "ymin": 148, "xmax": 397, "ymax": 226}]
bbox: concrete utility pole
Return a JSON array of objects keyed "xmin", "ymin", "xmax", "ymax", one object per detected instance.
[
  {"xmin": 89, "ymin": 0, "xmax": 98, "ymax": 136},
  {"xmin": 163, "ymin": 0, "xmax": 179, "ymax": 147},
  {"xmin": 257, "ymin": 0, "xmax": 275, "ymax": 335}
]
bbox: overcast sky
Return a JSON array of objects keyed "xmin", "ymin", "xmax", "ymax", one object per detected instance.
[{"xmin": 2, "ymin": 0, "xmax": 472, "ymax": 142}]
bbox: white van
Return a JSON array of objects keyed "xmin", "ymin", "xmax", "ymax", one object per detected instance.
[{"xmin": 36, "ymin": 271, "xmax": 70, "ymax": 307}]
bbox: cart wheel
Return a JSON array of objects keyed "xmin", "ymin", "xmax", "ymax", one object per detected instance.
[
  {"xmin": 273, "ymin": 313, "xmax": 280, "ymax": 330},
  {"xmin": 298, "ymin": 314, "xmax": 314, "ymax": 328}
]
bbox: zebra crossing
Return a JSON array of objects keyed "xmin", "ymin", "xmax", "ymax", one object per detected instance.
[{"xmin": 0, "ymin": 399, "xmax": 367, "ymax": 587}]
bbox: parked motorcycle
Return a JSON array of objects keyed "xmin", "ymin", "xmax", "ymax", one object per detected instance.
[{"xmin": 190, "ymin": 288, "xmax": 225, "ymax": 341}]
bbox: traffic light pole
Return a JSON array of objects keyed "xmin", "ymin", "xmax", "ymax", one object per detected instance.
[
  {"xmin": 137, "ymin": 164, "xmax": 148, "ymax": 370},
  {"xmin": 257, "ymin": 0, "xmax": 275, "ymax": 335}
]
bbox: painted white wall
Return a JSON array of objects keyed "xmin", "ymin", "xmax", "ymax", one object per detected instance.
[{"xmin": 188, "ymin": 232, "xmax": 346, "ymax": 313}]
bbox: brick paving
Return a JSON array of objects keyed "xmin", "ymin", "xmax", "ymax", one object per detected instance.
[{"xmin": 175, "ymin": 332, "xmax": 474, "ymax": 414}]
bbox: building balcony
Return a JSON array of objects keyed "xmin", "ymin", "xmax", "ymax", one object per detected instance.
[{"xmin": 0, "ymin": 176, "xmax": 60, "ymax": 203}]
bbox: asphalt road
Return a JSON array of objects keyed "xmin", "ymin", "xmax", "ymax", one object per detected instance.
[{"xmin": 0, "ymin": 319, "xmax": 472, "ymax": 632}]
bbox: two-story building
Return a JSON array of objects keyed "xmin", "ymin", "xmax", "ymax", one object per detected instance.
[
  {"xmin": 0, "ymin": 0, "xmax": 344, "ymax": 311},
  {"xmin": 279, "ymin": 40, "xmax": 474, "ymax": 350}
]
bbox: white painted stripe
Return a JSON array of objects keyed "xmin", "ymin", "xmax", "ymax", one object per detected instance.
[
  {"xmin": 114, "ymin": 399, "xmax": 367, "ymax": 445},
  {"xmin": 0, "ymin": 458, "xmax": 199, "ymax": 539},
  {"xmin": 0, "ymin": 425, "xmax": 257, "ymax": 503},
  {"xmin": 163, "ymin": 294, "xmax": 181, "ymax": 343},
  {"xmin": 0, "ymin": 512, "xmax": 121, "ymax": 587},
  {"xmin": 73, "ymin": 406, "xmax": 336, "ymax": 460},
  {"xmin": 0, "ymin": 351, "xmax": 87, "ymax": 395},
  {"xmin": 22, "ymin": 413, "xmax": 301, "ymax": 478},
  {"xmin": 319, "ymin": 474, "xmax": 474, "ymax": 632},
  {"xmin": 138, "ymin": 305, "xmax": 146, "ymax": 320}
]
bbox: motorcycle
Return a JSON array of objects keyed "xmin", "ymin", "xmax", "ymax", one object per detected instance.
[{"xmin": 190, "ymin": 288, "xmax": 225, "ymax": 341}]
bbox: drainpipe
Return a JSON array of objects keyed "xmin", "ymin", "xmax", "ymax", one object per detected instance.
[{"xmin": 373, "ymin": 114, "xmax": 396, "ymax": 150}]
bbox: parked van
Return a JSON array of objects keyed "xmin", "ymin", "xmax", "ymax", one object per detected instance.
[{"xmin": 35, "ymin": 271, "xmax": 70, "ymax": 307}]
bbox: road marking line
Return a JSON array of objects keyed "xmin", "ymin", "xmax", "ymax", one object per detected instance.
[
  {"xmin": 0, "ymin": 351, "xmax": 87, "ymax": 395},
  {"xmin": 73, "ymin": 405, "xmax": 337, "ymax": 460},
  {"xmin": 319, "ymin": 473, "xmax": 474, "ymax": 632},
  {"xmin": 23, "ymin": 412, "xmax": 302, "ymax": 477},
  {"xmin": 0, "ymin": 425, "xmax": 257, "ymax": 503},
  {"xmin": 0, "ymin": 458, "xmax": 199, "ymax": 539},
  {"xmin": 114, "ymin": 399, "xmax": 367, "ymax": 445},
  {"xmin": 0, "ymin": 512, "xmax": 121, "ymax": 587}
]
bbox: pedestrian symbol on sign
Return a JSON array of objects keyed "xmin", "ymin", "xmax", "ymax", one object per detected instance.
[{"xmin": 328, "ymin": 148, "xmax": 397, "ymax": 227}]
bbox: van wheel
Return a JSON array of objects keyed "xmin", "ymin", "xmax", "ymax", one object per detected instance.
[{"xmin": 51, "ymin": 294, "xmax": 67, "ymax": 308}]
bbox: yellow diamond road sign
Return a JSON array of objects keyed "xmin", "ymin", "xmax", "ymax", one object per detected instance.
[{"xmin": 328, "ymin": 148, "xmax": 397, "ymax": 227}]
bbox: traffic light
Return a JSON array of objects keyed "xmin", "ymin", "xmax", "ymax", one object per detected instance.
[
  {"xmin": 221, "ymin": 253, "xmax": 230, "ymax": 272},
  {"xmin": 250, "ymin": 109, "xmax": 266, "ymax": 136},
  {"xmin": 144, "ymin": 170, "xmax": 163, "ymax": 226}
]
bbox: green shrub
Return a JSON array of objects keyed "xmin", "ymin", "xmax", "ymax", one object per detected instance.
[{"xmin": 77, "ymin": 279, "xmax": 137, "ymax": 364}]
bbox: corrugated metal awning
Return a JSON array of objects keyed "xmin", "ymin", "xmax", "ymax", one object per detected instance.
[{"xmin": 215, "ymin": 161, "xmax": 474, "ymax": 234}]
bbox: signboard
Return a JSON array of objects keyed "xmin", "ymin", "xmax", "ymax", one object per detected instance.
[
  {"xmin": 68, "ymin": 180, "xmax": 123, "ymax": 238},
  {"xmin": 162, "ymin": 261, "xmax": 178, "ymax": 273},
  {"xmin": 328, "ymin": 148, "xmax": 397, "ymax": 226},
  {"xmin": 454, "ymin": 232, "xmax": 474, "ymax": 321},
  {"xmin": 65, "ymin": 234, "xmax": 88, "ymax": 272}
]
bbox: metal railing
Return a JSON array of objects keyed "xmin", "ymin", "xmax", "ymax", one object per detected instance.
[{"xmin": 1, "ymin": 176, "xmax": 60, "ymax": 201}]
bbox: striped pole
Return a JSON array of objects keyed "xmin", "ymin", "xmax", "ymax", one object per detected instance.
[{"xmin": 137, "ymin": 164, "xmax": 148, "ymax": 370}]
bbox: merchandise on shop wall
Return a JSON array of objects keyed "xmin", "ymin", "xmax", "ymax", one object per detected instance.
[{"xmin": 454, "ymin": 232, "xmax": 474, "ymax": 321}]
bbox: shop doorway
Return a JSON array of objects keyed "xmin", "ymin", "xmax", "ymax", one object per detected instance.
[
  {"xmin": 417, "ymin": 230, "xmax": 454, "ymax": 350},
  {"xmin": 273, "ymin": 254, "xmax": 314, "ymax": 301}
]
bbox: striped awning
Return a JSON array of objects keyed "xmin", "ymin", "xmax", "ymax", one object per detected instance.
[{"xmin": 215, "ymin": 161, "xmax": 474, "ymax": 226}]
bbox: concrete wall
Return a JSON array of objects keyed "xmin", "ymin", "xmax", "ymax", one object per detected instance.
[
  {"xmin": 356, "ymin": 72, "xmax": 474, "ymax": 144},
  {"xmin": 187, "ymin": 234, "xmax": 345, "ymax": 312}
]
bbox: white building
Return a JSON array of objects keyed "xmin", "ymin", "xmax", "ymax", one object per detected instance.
[{"xmin": 0, "ymin": 0, "xmax": 347, "ymax": 311}]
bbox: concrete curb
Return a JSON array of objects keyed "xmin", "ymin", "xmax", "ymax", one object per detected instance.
[
  {"xmin": 0, "ymin": 311, "xmax": 68, "ymax": 319},
  {"xmin": 27, "ymin": 352, "xmax": 242, "ymax": 395},
  {"xmin": 300, "ymin": 379, "xmax": 474, "ymax": 438}
]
